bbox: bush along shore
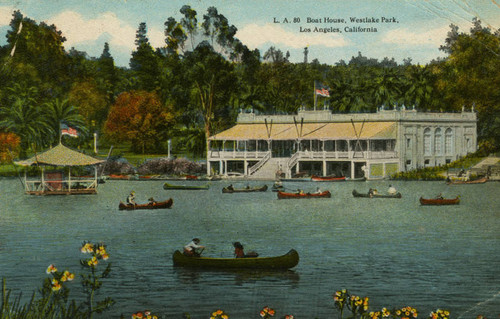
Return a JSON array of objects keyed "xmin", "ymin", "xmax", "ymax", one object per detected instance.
[
  {"xmin": 391, "ymin": 153, "xmax": 485, "ymax": 181},
  {"xmin": 0, "ymin": 156, "xmax": 207, "ymax": 179},
  {"xmin": 1, "ymin": 244, "xmax": 488, "ymax": 319},
  {"xmin": 102, "ymin": 156, "xmax": 206, "ymax": 177}
]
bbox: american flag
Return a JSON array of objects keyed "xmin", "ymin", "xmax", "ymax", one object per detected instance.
[
  {"xmin": 60, "ymin": 123, "xmax": 78, "ymax": 138},
  {"xmin": 315, "ymin": 82, "xmax": 330, "ymax": 97}
]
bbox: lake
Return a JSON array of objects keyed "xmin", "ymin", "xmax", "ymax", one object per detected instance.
[{"xmin": 0, "ymin": 178, "xmax": 499, "ymax": 318}]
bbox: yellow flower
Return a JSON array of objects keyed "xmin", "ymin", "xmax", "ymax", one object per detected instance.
[
  {"xmin": 222, "ymin": 316, "xmax": 228, "ymax": 319},
  {"xmin": 87, "ymin": 256, "xmax": 98, "ymax": 266},
  {"xmin": 46, "ymin": 264, "xmax": 57, "ymax": 274},
  {"xmin": 51, "ymin": 279, "xmax": 61, "ymax": 291},
  {"xmin": 81, "ymin": 243, "xmax": 94, "ymax": 253},
  {"xmin": 101, "ymin": 253, "xmax": 109, "ymax": 260}
]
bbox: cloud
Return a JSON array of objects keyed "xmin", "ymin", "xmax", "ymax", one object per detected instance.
[
  {"xmin": 381, "ymin": 26, "xmax": 450, "ymax": 46},
  {"xmin": 236, "ymin": 23, "xmax": 348, "ymax": 49},
  {"xmin": 47, "ymin": 10, "xmax": 136, "ymax": 52},
  {"xmin": 148, "ymin": 26, "xmax": 165, "ymax": 49},
  {"xmin": 0, "ymin": 6, "xmax": 14, "ymax": 26}
]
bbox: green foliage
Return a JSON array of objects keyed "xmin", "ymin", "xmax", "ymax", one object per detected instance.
[
  {"xmin": 0, "ymin": 8, "xmax": 498, "ymax": 158},
  {"xmin": 104, "ymin": 91, "xmax": 175, "ymax": 153}
]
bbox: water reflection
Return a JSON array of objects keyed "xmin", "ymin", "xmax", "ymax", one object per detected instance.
[{"xmin": 173, "ymin": 267, "xmax": 300, "ymax": 288}]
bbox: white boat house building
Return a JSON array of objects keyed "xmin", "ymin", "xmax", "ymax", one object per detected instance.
[{"xmin": 207, "ymin": 107, "xmax": 477, "ymax": 180}]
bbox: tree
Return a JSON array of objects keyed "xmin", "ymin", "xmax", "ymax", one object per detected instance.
[
  {"xmin": 402, "ymin": 65, "xmax": 434, "ymax": 109},
  {"xmin": 68, "ymin": 80, "xmax": 109, "ymax": 129},
  {"xmin": 104, "ymin": 91, "xmax": 175, "ymax": 153},
  {"xmin": 0, "ymin": 132, "xmax": 21, "ymax": 163},
  {"xmin": 0, "ymin": 84, "xmax": 51, "ymax": 156},
  {"xmin": 96, "ymin": 42, "xmax": 118, "ymax": 102},
  {"xmin": 437, "ymin": 18, "xmax": 500, "ymax": 149},
  {"xmin": 130, "ymin": 22, "xmax": 161, "ymax": 91},
  {"xmin": 42, "ymin": 98, "xmax": 86, "ymax": 145},
  {"xmin": 5, "ymin": 10, "xmax": 71, "ymax": 96},
  {"xmin": 184, "ymin": 43, "xmax": 238, "ymax": 155}
]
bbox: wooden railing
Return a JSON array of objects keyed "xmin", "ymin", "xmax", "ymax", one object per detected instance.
[{"xmin": 248, "ymin": 151, "xmax": 271, "ymax": 175}]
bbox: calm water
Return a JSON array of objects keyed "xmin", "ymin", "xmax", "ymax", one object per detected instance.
[{"xmin": 0, "ymin": 178, "xmax": 499, "ymax": 319}]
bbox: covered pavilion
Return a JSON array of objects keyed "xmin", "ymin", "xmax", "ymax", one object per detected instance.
[{"xmin": 15, "ymin": 143, "xmax": 105, "ymax": 195}]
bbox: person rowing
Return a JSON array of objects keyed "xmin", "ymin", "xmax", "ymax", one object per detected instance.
[
  {"xmin": 183, "ymin": 238, "xmax": 205, "ymax": 257},
  {"xmin": 126, "ymin": 191, "xmax": 136, "ymax": 206}
]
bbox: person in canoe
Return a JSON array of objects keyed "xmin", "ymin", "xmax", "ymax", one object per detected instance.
[
  {"xmin": 435, "ymin": 193, "xmax": 444, "ymax": 200},
  {"xmin": 148, "ymin": 197, "xmax": 157, "ymax": 205},
  {"xmin": 387, "ymin": 184, "xmax": 397, "ymax": 195},
  {"xmin": 315, "ymin": 187, "xmax": 322, "ymax": 194},
  {"xmin": 233, "ymin": 242, "xmax": 259, "ymax": 258},
  {"xmin": 296, "ymin": 189, "xmax": 305, "ymax": 195},
  {"xmin": 183, "ymin": 238, "xmax": 205, "ymax": 257},
  {"xmin": 126, "ymin": 191, "xmax": 136, "ymax": 206}
]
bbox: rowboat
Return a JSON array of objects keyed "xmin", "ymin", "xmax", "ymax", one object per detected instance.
[
  {"xmin": 446, "ymin": 177, "xmax": 488, "ymax": 185},
  {"xmin": 352, "ymin": 189, "xmax": 402, "ymax": 198},
  {"xmin": 222, "ymin": 185, "xmax": 268, "ymax": 193},
  {"xmin": 311, "ymin": 175, "xmax": 346, "ymax": 182},
  {"xmin": 419, "ymin": 197, "xmax": 460, "ymax": 205},
  {"xmin": 163, "ymin": 183, "xmax": 209, "ymax": 190},
  {"xmin": 277, "ymin": 190, "xmax": 331, "ymax": 199},
  {"xmin": 118, "ymin": 198, "xmax": 173, "ymax": 210},
  {"xmin": 172, "ymin": 249, "xmax": 299, "ymax": 269}
]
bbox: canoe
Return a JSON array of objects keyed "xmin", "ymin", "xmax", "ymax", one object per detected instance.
[
  {"xmin": 172, "ymin": 249, "xmax": 299, "ymax": 270},
  {"xmin": 163, "ymin": 183, "xmax": 209, "ymax": 190},
  {"xmin": 311, "ymin": 175, "xmax": 346, "ymax": 182},
  {"xmin": 118, "ymin": 198, "xmax": 173, "ymax": 210},
  {"xmin": 277, "ymin": 190, "xmax": 331, "ymax": 199},
  {"xmin": 222, "ymin": 185, "xmax": 268, "ymax": 193},
  {"xmin": 352, "ymin": 189, "xmax": 402, "ymax": 198},
  {"xmin": 419, "ymin": 197, "xmax": 460, "ymax": 205},
  {"xmin": 446, "ymin": 177, "xmax": 488, "ymax": 185}
]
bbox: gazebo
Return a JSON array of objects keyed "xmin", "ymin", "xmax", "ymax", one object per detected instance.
[{"xmin": 15, "ymin": 143, "xmax": 105, "ymax": 195}]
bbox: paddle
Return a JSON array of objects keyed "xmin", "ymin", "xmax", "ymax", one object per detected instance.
[{"xmin": 196, "ymin": 247, "xmax": 205, "ymax": 257}]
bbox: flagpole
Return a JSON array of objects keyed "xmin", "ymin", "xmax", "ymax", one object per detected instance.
[{"xmin": 314, "ymin": 81, "xmax": 317, "ymax": 111}]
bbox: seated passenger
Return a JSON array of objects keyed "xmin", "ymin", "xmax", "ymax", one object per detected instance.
[
  {"xmin": 233, "ymin": 241, "xmax": 245, "ymax": 258},
  {"xmin": 233, "ymin": 241, "xmax": 259, "ymax": 258}
]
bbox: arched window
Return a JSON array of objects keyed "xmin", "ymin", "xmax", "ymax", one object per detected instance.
[
  {"xmin": 424, "ymin": 128, "xmax": 432, "ymax": 155},
  {"xmin": 445, "ymin": 128, "xmax": 453, "ymax": 154},
  {"xmin": 434, "ymin": 128, "xmax": 442, "ymax": 155}
]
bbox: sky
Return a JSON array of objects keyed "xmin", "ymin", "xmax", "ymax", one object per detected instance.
[{"xmin": 0, "ymin": 0, "xmax": 499, "ymax": 67}]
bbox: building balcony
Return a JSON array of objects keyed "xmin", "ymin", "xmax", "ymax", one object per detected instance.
[{"xmin": 208, "ymin": 150, "xmax": 398, "ymax": 160}]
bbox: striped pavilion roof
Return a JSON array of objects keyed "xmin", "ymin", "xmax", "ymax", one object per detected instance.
[
  {"xmin": 209, "ymin": 121, "xmax": 397, "ymax": 140},
  {"xmin": 15, "ymin": 143, "xmax": 105, "ymax": 167}
]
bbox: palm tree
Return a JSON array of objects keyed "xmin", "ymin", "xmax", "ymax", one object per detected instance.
[
  {"xmin": 403, "ymin": 65, "xmax": 433, "ymax": 110},
  {"xmin": 42, "ymin": 98, "xmax": 86, "ymax": 145},
  {"xmin": 0, "ymin": 84, "xmax": 51, "ymax": 157},
  {"xmin": 371, "ymin": 68, "xmax": 403, "ymax": 109}
]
